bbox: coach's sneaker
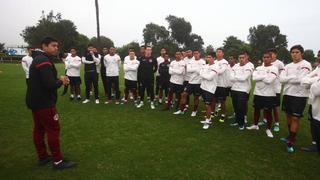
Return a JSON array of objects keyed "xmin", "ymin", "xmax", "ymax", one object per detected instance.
[
  {"xmin": 203, "ymin": 123, "xmax": 210, "ymax": 130},
  {"xmin": 258, "ymin": 119, "xmax": 267, "ymax": 126},
  {"xmin": 273, "ymin": 123, "xmax": 280, "ymax": 132},
  {"xmin": 266, "ymin": 129, "xmax": 274, "ymax": 138},
  {"xmin": 82, "ymin": 99, "xmax": 90, "ymax": 104},
  {"xmin": 173, "ymin": 110, "xmax": 184, "ymax": 115},
  {"xmin": 200, "ymin": 119, "xmax": 212, "ymax": 124},
  {"xmin": 53, "ymin": 159, "xmax": 76, "ymax": 170},
  {"xmin": 246, "ymin": 125, "xmax": 259, "ymax": 130},
  {"xmin": 150, "ymin": 102, "xmax": 155, "ymax": 109},
  {"xmin": 137, "ymin": 102, "xmax": 144, "ymax": 108},
  {"xmin": 38, "ymin": 156, "xmax": 53, "ymax": 166},
  {"xmin": 191, "ymin": 111, "xmax": 197, "ymax": 117},
  {"xmin": 95, "ymin": 99, "xmax": 100, "ymax": 104}
]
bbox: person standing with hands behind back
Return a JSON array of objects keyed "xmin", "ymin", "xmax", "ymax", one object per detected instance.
[{"xmin": 26, "ymin": 37, "xmax": 76, "ymax": 170}]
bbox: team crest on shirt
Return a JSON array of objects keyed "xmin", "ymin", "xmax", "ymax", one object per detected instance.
[{"xmin": 53, "ymin": 114, "xmax": 59, "ymax": 121}]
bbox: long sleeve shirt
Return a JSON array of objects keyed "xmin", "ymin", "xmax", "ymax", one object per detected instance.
[
  {"xmin": 214, "ymin": 59, "xmax": 230, "ymax": 88},
  {"xmin": 280, "ymin": 60, "xmax": 312, "ymax": 97},
  {"xmin": 309, "ymin": 80, "xmax": 320, "ymax": 121},
  {"xmin": 21, "ymin": 55, "xmax": 33, "ymax": 78},
  {"xmin": 186, "ymin": 59, "xmax": 206, "ymax": 84},
  {"xmin": 200, "ymin": 63, "xmax": 219, "ymax": 94},
  {"xmin": 66, "ymin": 56, "xmax": 82, "ymax": 77},
  {"xmin": 252, "ymin": 65, "xmax": 278, "ymax": 97},
  {"xmin": 104, "ymin": 54, "xmax": 121, "ymax": 77},
  {"xmin": 230, "ymin": 63, "xmax": 253, "ymax": 94},
  {"xmin": 169, "ymin": 60, "xmax": 185, "ymax": 85},
  {"xmin": 123, "ymin": 58, "xmax": 140, "ymax": 81}
]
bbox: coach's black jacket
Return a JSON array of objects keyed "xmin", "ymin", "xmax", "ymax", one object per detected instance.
[
  {"xmin": 26, "ymin": 51, "xmax": 62, "ymax": 110},
  {"xmin": 137, "ymin": 56, "xmax": 157, "ymax": 82}
]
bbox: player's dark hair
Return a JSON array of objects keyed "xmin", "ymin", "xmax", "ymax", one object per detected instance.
[
  {"xmin": 41, "ymin": 37, "xmax": 58, "ymax": 46},
  {"xmin": 267, "ymin": 48, "xmax": 277, "ymax": 54},
  {"xmin": 290, "ymin": 45, "xmax": 304, "ymax": 53}
]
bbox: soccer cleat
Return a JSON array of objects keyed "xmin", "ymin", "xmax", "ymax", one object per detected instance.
[
  {"xmin": 200, "ymin": 119, "xmax": 212, "ymax": 124},
  {"xmin": 136, "ymin": 102, "xmax": 144, "ymax": 108},
  {"xmin": 286, "ymin": 145, "xmax": 294, "ymax": 153},
  {"xmin": 115, "ymin": 101, "xmax": 120, "ymax": 105},
  {"xmin": 258, "ymin": 119, "xmax": 267, "ymax": 126},
  {"xmin": 95, "ymin": 99, "xmax": 100, "ymax": 104},
  {"xmin": 53, "ymin": 159, "xmax": 76, "ymax": 170},
  {"xmin": 230, "ymin": 122, "xmax": 238, "ymax": 127},
  {"xmin": 280, "ymin": 137, "xmax": 288, "ymax": 143},
  {"xmin": 191, "ymin": 111, "xmax": 197, "ymax": 117},
  {"xmin": 76, "ymin": 95, "xmax": 81, "ymax": 101},
  {"xmin": 150, "ymin": 102, "xmax": 155, "ymax": 109},
  {"xmin": 266, "ymin": 129, "xmax": 274, "ymax": 138},
  {"xmin": 219, "ymin": 118, "xmax": 225, "ymax": 123},
  {"xmin": 158, "ymin": 98, "xmax": 163, "ymax": 104},
  {"xmin": 246, "ymin": 125, "xmax": 259, "ymax": 130},
  {"xmin": 38, "ymin": 156, "xmax": 53, "ymax": 166},
  {"xmin": 173, "ymin": 110, "xmax": 183, "ymax": 115},
  {"xmin": 273, "ymin": 123, "xmax": 280, "ymax": 132},
  {"xmin": 82, "ymin": 99, "xmax": 90, "ymax": 104},
  {"xmin": 239, "ymin": 126, "xmax": 245, "ymax": 131},
  {"xmin": 203, "ymin": 123, "xmax": 210, "ymax": 130},
  {"xmin": 69, "ymin": 94, "xmax": 74, "ymax": 100},
  {"xmin": 104, "ymin": 100, "xmax": 112, "ymax": 104}
]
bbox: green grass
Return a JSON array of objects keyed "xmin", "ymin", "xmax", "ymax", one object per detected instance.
[{"xmin": 0, "ymin": 63, "xmax": 319, "ymax": 179}]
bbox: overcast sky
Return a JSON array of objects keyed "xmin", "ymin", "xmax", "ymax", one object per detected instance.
[{"xmin": 1, "ymin": 0, "xmax": 319, "ymax": 52}]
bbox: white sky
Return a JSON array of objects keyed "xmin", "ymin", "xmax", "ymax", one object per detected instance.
[{"xmin": 1, "ymin": 0, "xmax": 319, "ymax": 51}]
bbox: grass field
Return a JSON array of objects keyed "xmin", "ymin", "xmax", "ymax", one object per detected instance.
[{"xmin": 0, "ymin": 63, "xmax": 319, "ymax": 179}]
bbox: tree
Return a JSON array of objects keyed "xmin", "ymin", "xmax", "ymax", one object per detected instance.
[
  {"xmin": 166, "ymin": 15, "xmax": 192, "ymax": 46},
  {"xmin": 205, "ymin": 45, "xmax": 214, "ymax": 55},
  {"xmin": 143, "ymin": 23, "xmax": 170, "ymax": 46},
  {"xmin": 223, "ymin": 36, "xmax": 250, "ymax": 58},
  {"xmin": 75, "ymin": 34, "xmax": 90, "ymax": 56},
  {"xmin": 248, "ymin": 24, "xmax": 288, "ymax": 62},
  {"xmin": 117, "ymin": 41, "xmax": 140, "ymax": 60},
  {"xmin": 303, "ymin": 49, "xmax": 316, "ymax": 63},
  {"xmin": 185, "ymin": 33, "xmax": 204, "ymax": 51},
  {"xmin": 90, "ymin": 36, "xmax": 114, "ymax": 51},
  {"xmin": 21, "ymin": 11, "xmax": 80, "ymax": 52}
]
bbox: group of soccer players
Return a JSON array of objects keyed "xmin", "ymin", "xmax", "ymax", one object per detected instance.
[{"xmin": 22, "ymin": 43, "xmax": 320, "ymax": 154}]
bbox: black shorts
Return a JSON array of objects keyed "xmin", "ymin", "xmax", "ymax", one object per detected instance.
[
  {"xmin": 184, "ymin": 84, "xmax": 201, "ymax": 96},
  {"xmin": 282, "ymin": 95, "xmax": 307, "ymax": 118},
  {"xmin": 183, "ymin": 81, "xmax": 189, "ymax": 89},
  {"xmin": 273, "ymin": 93, "xmax": 281, "ymax": 107},
  {"xmin": 214, "ymin": 87, "xmax": 229, "ymax": 100},
  {"xmin": 69, "ymin": 76, "xmax": 81, "ymax": 86},
  {"xmin": 202, "ymin": 89, "xmax": 215, "ymax": 105},
  {"xmin": 160, "ymin": 81, "xmax": 170, "ymax": 90},
  {"xmin": 125, "ymin": 79, "xmax": 137, "ymax": 91},
  {"xmin": 169, "ymin": 83, "xmax": 184, "ymax": 93},
  {"xmin": 226, "ymin": 87, "xmax": 232, "ymax": 96},
  {"xmin": 253, "ymin": 95, "xmax": 275, "ymax": 110}
]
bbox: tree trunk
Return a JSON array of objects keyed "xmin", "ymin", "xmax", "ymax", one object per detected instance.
[{"xmin": 95, "ymin": 0, "xmax": 101, "ymax": 51}]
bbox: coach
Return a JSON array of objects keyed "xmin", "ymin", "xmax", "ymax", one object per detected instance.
[{"xmin": 26, "ymin": 37, "xmax": 76, "ymax": 170}]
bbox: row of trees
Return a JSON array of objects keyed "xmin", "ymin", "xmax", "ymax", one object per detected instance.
[{"xmin": 19, "ymin": 11, "xmax": 317, "ymax": 64}]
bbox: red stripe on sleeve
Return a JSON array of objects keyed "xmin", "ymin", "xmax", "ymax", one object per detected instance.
[
  {"xmin": 36, "ymin": 61, "xmax": 52, "ymax": 68},
  {"xmin": 301, "ymin": 67, "xmax": 311, "ymax": 71}
]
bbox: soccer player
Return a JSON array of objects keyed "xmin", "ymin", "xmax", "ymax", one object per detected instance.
[
  {"xmin": 229, "ymin": 52, "xmax": 253, "ymax": 130},
  {"xmin": 211, "ymin": 48, "xmax": 230, "ymax": 123},
  {"xmin": 163, "ymin": 51, "xmax": 185, "ymax": 110},
  {"xmin": 158, "ymin": 53, "xmax": 171, "ymax": 104},
  {"xmin": 300, "ymin": 51, "xmax": 320, "ymax": 152},
  {"xmin": 65, "ymin": 48, "xmax": 82, "ymax": 100},
  {"xmin": 82, "ymin": 44, "xmax": 100, "ymax": 104},
  {"xmin": 104, "ymin": 47, "xmax": 121, "ymax": 104},
  {"xmin": 258, "ymin": 49, "xmax": 285, "ymax": 132},
  {"xmin": 182, "ymin": 49, "xmax": 194, "ymax": 110},
  {"xmin": 21, "ymin": 47, "xmax": 34, "ymax": 85},
  {"xmin": 155, "ymin": 48, "xmax": 167, "ymax": 102},
  {"xmin": 199, "ymin": 54, "xmax": 219, "ymax": 129},
  {"xmin": 174, "ymin": 50, "xmax": 206, "ymax": 117},
  {"xmin": 26, "ymin": 37, "xmax": 76, "ymax": 169},
  {"xmin": 123, "ymin": 49, "xmax": 140, "ymax": 104},
  {"xmin": 100, "ymin": 47, "xmax": 109, "ymax": 97},
  {"xmin": 227, "ymin": 55, "xmax": 236, "ymax": 119},
  {"xmin": 279, "ymin": 45, "xmax": 312, "ymax": 153},
  {"xmin": 246, "ymin": 52, "xmax": 278, "ymax": 138},
  {"xmin": 136, "ymin": 46, "xmax": 158, "ymax": 109}
]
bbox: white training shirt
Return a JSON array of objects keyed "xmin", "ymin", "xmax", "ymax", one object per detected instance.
[
  {"xmin": 123, "ymin": 58, "xmax": 140, "ymax": 81},
  {"xmin": 252, "ymin": 65, "xmax": 278, "ymax": 97},
  {"xmin": 169, "ymin": 60, "xmax": 186, "ymax": 85},
  {"xmin": 215, "ymin": 59, "xmax": 230, "ymax": 88},
  {"xmin": 200, "ymin": 63, "xmax": 219, "ymax": 94},
  {"xmin": 280, "ymin": 60, "xmax": 312, "ymax": 97},
  {"xmin": 104, "ymin": 54, "xmax": 121, "ymax": 77},
  {"xmin": 230, "ymin": 63, "xmax": 253, "ymax": 93},
  {"xmin": 156, "ymin": 56, "xmax": 165, "ymax": 76},
  {"xmin": 309, "ymin": 80, "xmax": 320, "ymax": 121},
  {"xmin": 271, "ymin": 59, "xmax": 285, "ymax": 94},
  {"xmin": 186, "ymin": 58, "xmax": 206, "ymax": 84},
  {"xmin": 66, "ymin": 55, "xmax": 82, "ymax": 77},
  {"xmin": 21, "ymin": 55, "xmax": 33, "ymax": 78},
  {"xmin": 183, "ymin": 56, "xmax": 194, "ymax": 81}
]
